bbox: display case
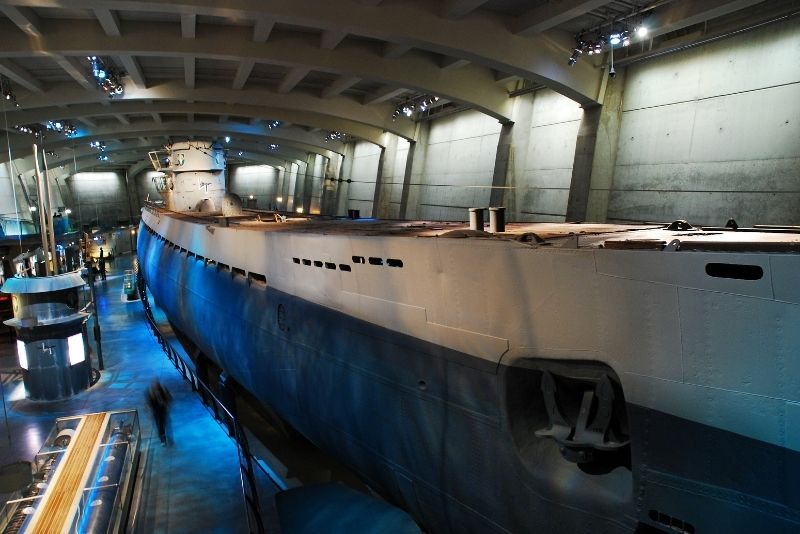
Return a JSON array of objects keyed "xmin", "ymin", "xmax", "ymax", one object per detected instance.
[{"xmin": 0, "ymin": 410, "xmax": 140, "ymax": 534}]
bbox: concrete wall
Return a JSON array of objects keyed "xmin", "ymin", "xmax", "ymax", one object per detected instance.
[
  {"xmin": 229, "ymin": 164, "xmax": 280, "ymax": 210},
  {"xmin": 406, "ymin": 111, "xmax": 501, "ymax": 221},
  {"xmin": 344, "ymin": 141, "xmax": 381, "ymax": 217},
  {"xmin": 377, "ymin": 136, "xmax": 410, "ymax": 219},
  {"xmin": 608, "ymin": 18, "xmax": 800, "ymax": 226},
  {"xmin": 510, "ymin": 90, "xmax": 583, "ymax": 222},
  {"xmin": 68, "ymin": 171, "xmax": 135, "ymax": 228}
]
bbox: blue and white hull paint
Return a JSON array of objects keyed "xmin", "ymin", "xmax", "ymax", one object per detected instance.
[{"xmin": 138, "ymin": 205, "xmax": 800, "ymax": 533}]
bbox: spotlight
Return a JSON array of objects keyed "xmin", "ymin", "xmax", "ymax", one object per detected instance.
[
  {"xmin": 65, "ymin": 208, "xmax": 72, "ymax": 214},
  {"xmin": 637, "ymin": 25, "xmax": 648, "ymax": 37},
  {"xmin": 268, "ymin": 143, "xmax": 279, "ymax": 150},
  {"xmin": 609, "ymin": 33, "xmax": 621, "ymax": 45},
  {"xmin": 622, "ymin": 37, "xmax": 631, "ymax": 46},
  {"xmin": 237, "ymin": 151, "xmax": 244, "ymax": 156},
  {"xmin": 224, "ymin": 136, "xmax": 230, "ymax": 143},
  {"xmin": 29, "ymin": 206, "xmax": 37, "ymax": 212},
  {"xmin": 87, "ymin": 56, "xmax": 125, "ymax": 98},
  {"xmin": 609, "ymin": 65, "xmax": 616, "ymax": 78}
]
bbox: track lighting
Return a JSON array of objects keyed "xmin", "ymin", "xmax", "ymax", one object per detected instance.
[
  {"xmin": 567, "ymin": 8, "xmax": 651, "ymax": 66},
  {"xmin": 87, "ymin": 56, "xmax": 125, "ymax": 98},
  {"xmin": 391, "ymin": 95, "xmax": 440, "ymax": 120},
  {"xmin": 324, "ymin": 131, "xmax": 346, "ymax": 142},
  {"xmin": 266, "ymin": 120, "xmax": 282, "ymax": 129},
  {"xmin": 89, "ymin": 141, "xmax": 107, "ymax": 151},
  {"xmin": 1, "ymin": 76, "xmax": 19, "ymax": 107},
  {"xmin": 267, "ymin": 143, "xmax": 279, "ymax": 150}
]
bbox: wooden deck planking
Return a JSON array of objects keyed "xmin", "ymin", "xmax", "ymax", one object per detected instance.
[{"xmin": 29, "ymin": 413, "xmax": 107, "ymax": 534}]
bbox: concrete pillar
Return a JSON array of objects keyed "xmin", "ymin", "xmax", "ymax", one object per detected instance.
[
  {"xmin": 585, "ymin": 69, "xmax": 626, "ymax": 222},
  {"xmin": 490, "ymin": 122, "xmax": 514, "ymax": 208},
  {"xmin": 399, "ymin": 121, "xmax": 430, "ymax": 220},
  {"xmin": 503, "ymin": 94, "xmax": 534, "ymax": 222},
  {"xmin": 565, "ymin": 104, "xmax": 602, "ymax": 222},
  {"xmin": 302, "ymin": 153, "xmax": 315, "ymax": 214},
  {"xmin": 371, "ymin": 145, "xmax": 389, "ymax": 219},
  {"xmin": 335, "ymin": 142, "xmax": 356, "ymax": 216}
]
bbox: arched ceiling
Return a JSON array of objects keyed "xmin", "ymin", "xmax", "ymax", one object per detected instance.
[{"xmin": 0, "ymin": 0, "xmax": 779, "ymax": 170}]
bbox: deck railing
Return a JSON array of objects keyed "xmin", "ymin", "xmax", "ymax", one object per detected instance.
[{"xmin": 136, "ymin": 268, "xmax": 267, "ymax": 534}]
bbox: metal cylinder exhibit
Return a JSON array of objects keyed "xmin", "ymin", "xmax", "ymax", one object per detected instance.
[{"xmin": 1, "ymin": 272, "xmax": 90, "ymax": 400}]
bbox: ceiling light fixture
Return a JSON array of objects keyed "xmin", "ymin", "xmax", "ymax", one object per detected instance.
[
  {"xmin": 266, "ymin": 120, "xmax": 282, "ymax": 129},
  {"xmin": 267, "ymin": 143, "xmax": 279, "ymax": 150},
  {"xmin": 87, "ymin": 56, "xmax": 125, "ymax": 98},
  {"xmin": 324, "ymin": 131, "xmax": 346, "ymax": 142},
  {"xmin": 392, "ymin": 95, "xmax": 440, "ymax": 121},
  {"xmin": 1, "ymin": 76, "xmax": 19, "ymax": 107},
  {"xmin": 567, "ymin": 8, "xmax": 652, "ymax": 67},
  {"xmin": 89, "ymin": 140, "xmax": 107, "ymax": 151}
]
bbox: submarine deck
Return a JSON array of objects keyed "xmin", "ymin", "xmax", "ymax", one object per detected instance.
[{"xmin": 149, "ymin": 206, "xmax": 800, "ymax": 253}]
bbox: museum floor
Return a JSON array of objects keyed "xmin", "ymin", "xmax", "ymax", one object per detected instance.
[{"xmin": 0, "ymin": 255, "xmax": 266, "ymax": 533}]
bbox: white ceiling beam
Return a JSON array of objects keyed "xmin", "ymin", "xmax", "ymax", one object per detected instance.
[
  {"xmin": 151, "ymin": 112, "xmax": 161, "ymax": 123},
  {"xmin": 187, "ymin": 112, "xmax": 194, "ymax": 122},
  {"xmin": 184, "ymin": 56, "xmax": 195, "ymax": 88},
  {"xmin": 118, "ymin": 54, "xmax": 146, "ymax": 87},
  {"xmin": 93, "ymin": 8, "xmax": 121, "ymax": 37},
  {"xmin": 0, "ymin": 5, "xmax": 41, "ymax": 37},
  {"xmin": 232, "ymin": 59, "xmax": 255, "ymax": 90},
  {"xmin": 277, "ymin": 67, "xmax": 309, "ymax": 94},
  {"xmin": 4, "ymin": 95, "xmax": 399, "ymax": 144},
  {"xmin": 441, "ymin": 0, "xmax": 490, "ymax": 19},
  {"xmin": 382, "ymin": 43, "xmax": 412, "ymax": 59},
  {"xmin": 253, "ymin": 16, "xmax": 275, "ymax": 42},
  {"xmin": 644, "ymin": 0, "xmax": 768, "ymax": 40},
  {"xmin": 51, "ymin": 55, "xmax": 94, "ymax": 89},
  {"xmin": 114, "ymin": 113, "xmax": 130, "ymax": 125},
  {"xmin": 363, "ymin": 85, "xmax": 406, "ymax": 105},
  {"xmin": 320, "ymin": 29, "xmax": 347, "ymax": 50},
  {"xmin": 440, "ymin": 56, "xmax": 470, "ymax": 70},
  {"xmin": 181, "ymin": 13, "xmax": 196, "ymax": 39},
  {"xmin": 0, "ymin": 19, "xmax": 514, "ymax": 121},
  {"xmin": 0, "ymin": 58, "xmax": 43, "ymax": 93},
  {"xmin": 6, "ymin": 121, "xmax": 341, "ymax": 162},
  {"xmin": 77, "ymin": 116, "xmax": 96, "ymax": 128},
  {"xmin": 218, "ymin": 115, "xmax": 228, "ymax": 123},
  {"xmin": 515, "ymin": 0, "xmax": 611, "ymax": 36},
  {"xmin": 321, "ymin": 75, "xmax": 361, "ymax": 99},
  {"xmin": 0, "ymin": 0, "xmax": 603, "ymax": 105}
]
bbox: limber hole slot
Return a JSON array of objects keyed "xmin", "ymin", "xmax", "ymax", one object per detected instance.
[
  {"xmin": 368, "ymin": 257, "xmax": 383, "ymax": 266},
  {"xmin": 705, "ymin": 263, "xmax": 763, "ymax": 280},
  {"xmin": 387, "ymin": 258, "xmax": 403, "ymax": 268},
  {"xmin": 313, "ymin": 261, "xmax": 323, "ymax": 268},
  {"xmin": 249, "ymin": 272, "xmax": 267, "ymax": 287},
  {"xmin": 302, "ymin": 259, "xmax": 311, "ymax": 266},
  {"xmin": 325, "ymin": 262, "xmax": 336, "ymax": 270},
  {"xmin": 339, "ymin": 264, "xmax": 351, "ymax": 272},
  {"xmin": 352, "ymin": 256, "xmax": 365, "ymax": 264}
]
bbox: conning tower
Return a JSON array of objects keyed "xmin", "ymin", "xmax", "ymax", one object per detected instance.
[{"xmin": 148, "ymin": 141, "xmax": 226, "ymax": 213}]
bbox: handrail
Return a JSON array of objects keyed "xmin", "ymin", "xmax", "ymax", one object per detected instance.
[{"xmin": 136, "ymin": 268, "xmax": 266, "ymax": 534}]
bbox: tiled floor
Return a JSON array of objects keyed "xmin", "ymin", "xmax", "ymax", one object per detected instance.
[{"xmin": 0, "ymin": 256, "xmax": 253, "ymax": 533}]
